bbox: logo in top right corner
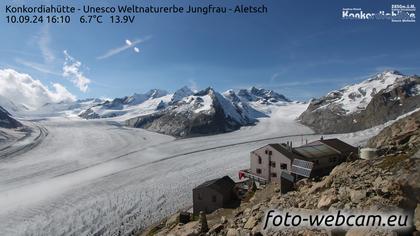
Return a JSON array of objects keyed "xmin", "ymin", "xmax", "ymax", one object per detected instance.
[
  {"xmin": 391, "ymin": 4, "xmax": 416, "ymax": 22},
  {"xmin": 342, "ymin": 4, "xmax": 416, "ymax": 23}
]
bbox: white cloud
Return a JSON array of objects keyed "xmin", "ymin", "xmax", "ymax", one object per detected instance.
[
  {"xmin": 270, "ymin": 72, "xmax": 281, "ymax": 82},
  {"xmin": 188, "ymin": 79, "xmax": 198, "ymax": 92},
  {"xmin": 0, "ymin": 69, "xmax": 75, "ymax": 110},
  {"xmin": 38, "ymin": 25, "xmax": 55, "ymax": 63},
  {"xmin": 97, "ymin": 35, "xmax": 152, "ymax": 59},
  {"xmin": 15, "ymin": 58, "xmax": 61, "ymax": 76},
  {"xmin": 63, "ymin": 50, "xmax": 91, "ymax": 93}
]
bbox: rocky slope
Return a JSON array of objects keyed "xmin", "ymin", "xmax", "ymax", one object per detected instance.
[
  {"xmin": 143, "ymin": 112, "xmax": 420, "ymax": 236},
  {"xmin": 299, "ymin": 70, "xmax": 420, "ymax": 134},
  {"xmin": 80, "ymin": 86, "xmax": 290, "ymax": 137},
  {"xmin": 0, "ymin": 106, "xmax": 22, "ymax": 128},
  {"xmin": 367, "ymin": 110, "xmax": 420, "ymax": 153}
]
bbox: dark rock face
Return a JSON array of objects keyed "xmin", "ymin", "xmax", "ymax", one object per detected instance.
[
  {"xmin": 0, "ymin": 106, "xmax": 22, "ymax": 128},
  {"xmin": 126, "ymin": 88, "xmax": 251, "ymax": 137},
  {"xmin": 299, "ymin": 74, "xmax": 420, "ymax": 134},
  {"xmin": 78, "ymin": 108, "xmax": 101, "ymax": 119}
]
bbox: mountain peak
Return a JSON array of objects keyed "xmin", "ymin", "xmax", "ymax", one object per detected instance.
[
  {"xmin": 175, "ymin": 86, "xmax": 193, "ymax": 94},
  {"xmin": 238, "ymin": 87, "xmax": 290, "ymax": 103},
  {"xmin": 170, "ymin": 86, "xmax": 194, "ymax": 104},
  {"xmin": 195, "ymin": 87, "xmax": 216, "ymax": 96},
  {"xmin": 145, "ymin": 89, "xmax": 168, "ymax": 99},
  {"xmin": 379, "ymin": 70, "xmax": 403, "ymax": 77},
  {"xmin": 223, "ymin": 89, "xmax": 241, "ymax": 103}
]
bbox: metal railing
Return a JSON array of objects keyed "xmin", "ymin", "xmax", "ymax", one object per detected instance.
[{"xmin": 238, "ymin": 169, "xmax": 268, "ymax": 184}]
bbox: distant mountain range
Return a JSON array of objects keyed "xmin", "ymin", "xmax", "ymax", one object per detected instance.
[
  {"xmin": 1, "ymin": 69, "xmax": 419, "ymax": 138},
  {"xmin": 80, "ymin": 86, "xmax": 291, "ymax": 137},
  {"xmin": 299, "ymin": 70, "xmax": 420, "ymax": 133}
]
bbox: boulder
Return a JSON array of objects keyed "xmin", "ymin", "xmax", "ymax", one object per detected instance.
[
  {"xmin": 350, "ymin": 190, "xmax": 366, "ymax": 203},
  {"xmin": 317, "ymin": 194, "xmax": 338, "ymax": 209},
  {"xmin": 208, "ymin": 223, "xmax": 224, "ymax": 234},
  {"xmin": 226, "ymin": 228, "xmax": 240, "ymax": 236},
  {"xmin": 243, "ymin": 216, "xmax": 257, "ymax": 229}
]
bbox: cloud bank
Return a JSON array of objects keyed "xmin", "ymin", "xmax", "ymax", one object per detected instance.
[
  {"xmin": 0, "ymin": 69, "xmax": 75, "ymax": 110},
  {"xmin": 63, "ymin": 50, "xmax": 91, "ymax": 93}
]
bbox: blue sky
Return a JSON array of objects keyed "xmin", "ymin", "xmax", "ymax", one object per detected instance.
[{"xmin": 0, "ymin": 0, "xmax": 419, "ymax": 101}]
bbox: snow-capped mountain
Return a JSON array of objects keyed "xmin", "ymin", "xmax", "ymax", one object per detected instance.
[
  {"xmin": 317, "ymin": 70, "xmax": 406, "ymax": 114},
  {"xmin": 0, "ymin": 106, "xmax": 22, "ymax": 128},
  {"xmin": 169, "ymin": 86, "xmax": 194, "ymax": 105},
  {"xmin": 299, "ymin": 70, "xmax": 420, "ymax": 133},
  {"xmin": 0, "ymin": 94, "xmax": 30, "ymax": 116},
  {"xmin": 237, "ymin": 86, "xmax": 291, "ymax": 104},
  {"xmin": 123, "ymin": 89, "xmax": 168, "ymax": 105},
  {"xmin": 79, "ymin": 89, "xmax": 172, "ymax": 119},
  {"xmin": 26, "ymin": 98, "xmax": 106, "ymax": 118},
  {"xmin": 234, "ymin": 87, "xmax": 291, "ymax": 115},
  {"xmin": 79, "ymin": 86, "xmax": 291, "ymax": 137},
  {"xmin": 125, "ymin": 87, "xmax": 255, "ymax": 137}
]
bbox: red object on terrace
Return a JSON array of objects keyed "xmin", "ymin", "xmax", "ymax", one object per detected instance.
[{"xmin": 238, "ymin": 171, "xmax": 245, "ymax": 179}]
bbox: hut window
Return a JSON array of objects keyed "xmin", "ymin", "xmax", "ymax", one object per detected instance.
[
  {"xmin": 198, "ymin": 193, "xmax": 202, "ymax": 200},
  {"xmin": 270, "ymin": 161, "xmax": 276, "ymax": 167},
  {"xmin": 280, "ymin": 163, "xmax": 287, "ymax": 170},
  {"xmin": 256, "ymin": 168, "xmax": 262, "ymax": 174},
  {"xmin": 271, "ymin": 172, "xmax": 277, "ymax": 178},
  {"xmin": 212, "ymin": 195, "xmax": 217, "ymax": 202},
  {"xmin": 258, "ymin": 156, "xmax": 262, "ymax": 164}
]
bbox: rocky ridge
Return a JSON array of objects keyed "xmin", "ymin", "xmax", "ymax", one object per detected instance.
[
  {"xmin": 0, "ymin": 106, "xmax": 22, "ymax": 128},
  {"xmin": 299, "ymin": 70, "xmax": 420, "ymax": 134}
]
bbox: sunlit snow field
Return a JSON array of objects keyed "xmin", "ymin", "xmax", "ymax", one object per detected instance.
[{"xmin": 0, "ymin": 103, "xmax": 385, "ymax": 235}]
